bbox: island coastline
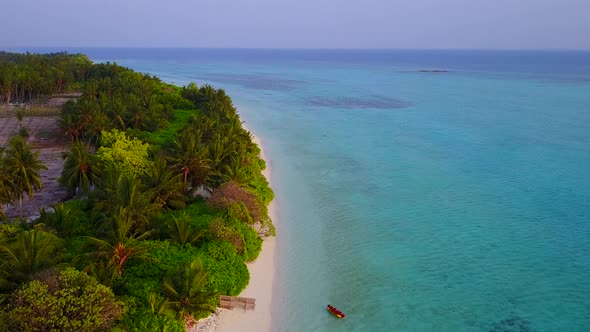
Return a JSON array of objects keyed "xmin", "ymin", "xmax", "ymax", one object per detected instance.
[
  {"xmin": 198, "ymin": 121, "xmax": 278, "ymax": 332},
  {"xmin": 0, "ymin": 51, "xmax": 279, "ymax": 331}
]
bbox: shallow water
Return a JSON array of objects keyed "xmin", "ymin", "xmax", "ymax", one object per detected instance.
[{"xmin": 37, "ymin": 48, "xmax": 590, "ymax": 331}]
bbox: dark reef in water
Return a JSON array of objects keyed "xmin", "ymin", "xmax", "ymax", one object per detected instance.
[
  {"xmin": 489, "ymin": 315, "xmax": 534, "ymax": 332},
  {"xmin": 418, "ymin": 69, "xmax": 449, "ymax": 73},
  {"xmin": 306, "ymin": 95, "xmax": 413, "ymax": 110}
]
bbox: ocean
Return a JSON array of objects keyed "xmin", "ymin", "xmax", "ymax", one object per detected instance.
[{"xmin": 28, "ymin": 48, "xmax": 590, "ymax": 331}]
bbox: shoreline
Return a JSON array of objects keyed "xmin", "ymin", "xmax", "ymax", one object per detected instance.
[{"xmin": 198, "ymin": 121, "xmax": 277, "ymax": 332}]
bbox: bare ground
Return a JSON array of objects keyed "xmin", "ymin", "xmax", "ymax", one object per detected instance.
[{"xmin": 1, "ymin": 116, "xmax": 69, "ymax": 219}]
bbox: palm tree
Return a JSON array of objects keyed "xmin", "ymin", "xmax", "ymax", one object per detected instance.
[
  {"xmin": 98, "ymin": 77, "xmax": 113, "ymax": 98},
  {"xmin": 109, "ymin": 95, "xmax": 128, "ymax": 131},
  {"xmin": 4, "ymin": 135, "xmax": 47, "ymax": 216},
  {"xmin": 146, "ymin": 293, "xmax": 174, "ymax": 317},
  {"xmin": 16, "ymin": 110, "xmax": 24, "ymax": 129},
  {"xmin": 2, "ymin": 67, "xmax": 15, "ymax": 105},
  {"xmin": 220, "ymin": 156, "xmax": 254, "ymax": 185},
  {"xmin": 59, "ymin": 108, "xmax": 82, "ymax": 141},
  {"xmin": 80, "ymin": 233, "xmax": 150, "ymax": 287},
  {"xmin": 0, "ymin": 148, "xmax": 17, "ymax": 219},
  {"xmin": 0, "ymin": 241, "xmax": 16, "ymax": 289},
  {"xmin": 189, "ymin": 114, "xmax": 216, "ymax": 141},
  {"xmin": 113, "ymin": 177, "xmax": 157, "ymax": 233},
  {"xmin": 167, "ymin": 213, "xmax": 206, "ymax": 246},
  {"xmin": 0, "ymin": 228, "xmax": 63, "ymax": 289},
  {"xmin": 84, "ymin": 80, "xmax": 99, "ymax": 101},
  {"xmin": 75, "ymin": 98, "xmax": 99, "ymax": 140},
  {"xmin": 60, "ymin": 141, "xmax": 97, "ymax": 197},
  {"xmin": 169, "ymin": 129, "xmax": 210, "ymax": 193},
  {"xmin": 85, "ymin": 108, "xmax": 112, "ymax": 146},
  {"xmin": 39, "ymin": 203, "xmax": 80, "ymax": 238},
  {"xmin": 53, "ymin": 67, "xmax": 65, "ymax": 91},
  {"xmin": 208, "ymin": 133, "xmax": 232, "ymax": 169},
  {"xmin": 163, "ymin": 259, "xmax": 217, "ymax": 319},
  {"xmin": 92, "ymin": 168, "xmax": 158, "ymax": 237},
  {"xmin": 143, "ymin": 156, "xmax": 187, "ymax": 209},
  {"xmin": 206, "ymin": 132, "xmax": 238, "ymax": 189},
  {"xmin": 79, "ymin": 208, "xmax": 154, "ymax": 286}
]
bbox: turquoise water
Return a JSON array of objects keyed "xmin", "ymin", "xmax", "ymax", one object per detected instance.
[{"xmin": 53, "ymin": 49, "xmax": 590, "ymax": 331}]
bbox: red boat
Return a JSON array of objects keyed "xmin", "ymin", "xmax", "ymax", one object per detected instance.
[{"xmin": 326, "ymin": 304, "xmax": 346, "ymax": 319}]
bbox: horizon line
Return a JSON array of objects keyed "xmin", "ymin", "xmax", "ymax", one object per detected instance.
[{"xmin": 3, "ymin": 46, "xmax": 590, "ymax": 52}]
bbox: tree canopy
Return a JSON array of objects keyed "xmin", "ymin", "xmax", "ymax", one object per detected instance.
[
  {"xmin": 5, "ymin": 267, "xmax": 124, "ymax": 331},
  {"xmin": 0, "ymin": 52, "xmax": 92, "ymax": 105},
  {"xmin": 0, "ymin": 135, "xmax": 47, "ymax": 218},
  {"xmin": 96, "ymin": 129, "xmax": 153, "ymax": 178},
  {"xmin": 0, "ymin": 51, "xmax": 275, "ymax": 331}
]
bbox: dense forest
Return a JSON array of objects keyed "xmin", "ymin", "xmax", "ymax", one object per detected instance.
[
  {"xmin": 0, "ymin": 52, "xmax": 274, "ymax": 331},
  {"xmin": 0, "ymin": 51, "xmax": 93, "ymax": 104}
]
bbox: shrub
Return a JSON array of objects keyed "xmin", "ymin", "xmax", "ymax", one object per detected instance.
[
  {"xmin": 7, "ymin": 268, "xmax": 124, "ymax": 331},
  {"xmin": 140, "ymin": 109, "xmax": 198, "ymax": 148},
  {"xmin": 200, "ymin": 240, "xmax": 249, "ymax": 295},
  {"xmin": 209, "ymin": 217, "xmax": 246, "ymax": 253},
  {"xmin": 209, "ymin": 181, "xmax": 274, "ymax": 236},
  {"xmin": 209, "ymin": 182, "xmax": 265, "ymax": 224},
  {"xmin": 37, "ymin": 200, "xmax": 91, "ymax": 238},
  {"xmin": 208, "ymin": 217, "xmax": 262, "ymax": 262},
  {"xmin": 227, "ymin": 201, "xmax": 254, "ymax": 225},
  {"xmin": 0, "ymin": 224, "xmax": 20, "ymax": 239},
  {"xmin": 156, "ymin": 87, "xmax": 195, "ymax": 111},
  {"xmin": 233, "ymin": 220, "xmax": 263, "ymax": 262},
  {"xmin": 116, "ymin": 297, "xmax": 184, "ymax": 332},
  {"xmin": 123, "ymin": 241, "xmax": 201, "ymax": 300},
  {"xmin": 248, "ymin": 168, "xmax": 275, "ymax": 205},
  {"xmin": 96, "ymin": 129, "xmax": 153, "ymax": 178}
]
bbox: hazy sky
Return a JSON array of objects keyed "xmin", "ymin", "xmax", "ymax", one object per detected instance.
[{"xmin": 1, "ymin": 0, "xmax": 588, "ymax": 49}]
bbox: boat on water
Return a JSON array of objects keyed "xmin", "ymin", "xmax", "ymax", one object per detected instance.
[{"xmin": 326, "ymin": 304, "xmax": 346, "ymax": 319}]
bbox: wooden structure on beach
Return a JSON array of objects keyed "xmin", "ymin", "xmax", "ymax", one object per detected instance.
[{"xmin": 219, "ymin": 295, "xmax": 256, "ymax": 310}]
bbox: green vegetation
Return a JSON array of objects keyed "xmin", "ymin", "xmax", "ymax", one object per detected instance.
[
  {"xmin": 5, "ymin": 268, "xmax": 124, "ymax": 331},
  {"xmin": 0, "ymin": 51, "xmax": 92, "ymax": 105},
  {"xmin": 141, "ymin": 109, "xmax": 197, "ymax": 149},
  {"xmin": 0, "ymin": 227, "xmax": 64, "ymax": 289},
  {"xmin": 0, "ymin": 135, "xmax": 47, "ymax": 217},
  {"xmin": 96, "ymin": 129, "xmax": 153, "ymax": 178},
  {"xmin": 60, "ymin": 141, "xmax": 98, "ymax": 197},
  {"xmin": 0, "ymin": 51, "xmax": 274, "ymax": 331},
  {"xmin": 163, "ymin": 259, "xmax": 217, "ymax": 319}
]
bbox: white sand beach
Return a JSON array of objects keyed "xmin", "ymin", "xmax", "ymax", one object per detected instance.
[{"xmin": 197, "ymin": 122, "xmax": 277, "ymax": 332}]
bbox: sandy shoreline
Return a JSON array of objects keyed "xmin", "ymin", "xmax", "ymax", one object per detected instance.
[{"xmin": 196, "ymin": 121, "xmax": 277, "ymax": 332}]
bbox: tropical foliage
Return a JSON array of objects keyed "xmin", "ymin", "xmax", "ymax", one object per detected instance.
[
  {"xmin": 59, "ymin": 141, "xmax": 97, "ymax": 197},
  {"xmin": 5, "ymin": 268, "xmax": 124, "ymax": 331},
  {"xmin": 1, "ymin": 135, "xmax": 47, "ymax": 216},
  {"xmin": 0, "ymin": 227, "xmax": 64, "ymax": 291},
  {"xmin": 0, "ymin": 51, "xmax": 274, "ymax": 331},
  {"xmin": 163, "ymin": 259, "xmax": 217, "ymax": 319},
  {"xmin": 0, "ymin": 52, "xmax": 92, "ymax": 105},
  {"xmin": 96, "ymin": 129, "xmax": 153, "ymax": 178}
]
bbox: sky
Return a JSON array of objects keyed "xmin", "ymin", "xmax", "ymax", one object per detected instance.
[{"xmin": 1, "ymin": 0, "xmax": 588, "ymax": 49}]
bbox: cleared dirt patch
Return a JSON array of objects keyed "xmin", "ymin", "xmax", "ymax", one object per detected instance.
[{"xmin": 1, "ymin": 116, "xmax": 69, "ymax": 219}]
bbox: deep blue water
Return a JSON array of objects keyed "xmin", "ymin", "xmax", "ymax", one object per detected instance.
[{"xmin": 23, "ymin": 48, "xmax": 590, "ymax": 331}]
